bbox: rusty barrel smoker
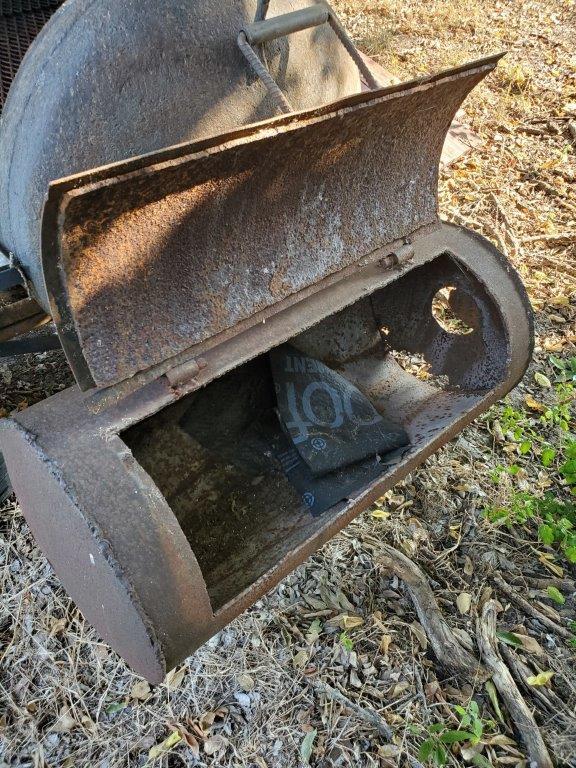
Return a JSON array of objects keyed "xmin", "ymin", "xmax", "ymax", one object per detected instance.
[{"xmin": 0, "ymin": 0, "xmax": 533, "ymax": 682}]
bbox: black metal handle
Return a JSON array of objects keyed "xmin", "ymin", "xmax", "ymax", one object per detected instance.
[
  {"xmin": 242, "ymin": 5, "xmax": 329, "ymax": 45},
  {"xmin": 238, "ymin": 2, "xmax": 381, "ymax": 115}
]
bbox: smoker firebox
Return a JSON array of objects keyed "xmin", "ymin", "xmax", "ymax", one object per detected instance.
[{"xmin": 0, "ymin": 225, "xmax": 532, "ymax": 681}]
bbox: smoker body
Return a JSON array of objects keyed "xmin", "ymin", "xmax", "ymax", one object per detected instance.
[{"xmin": 0, "ymin": 1, "xmax": 533, "ymax": 682}]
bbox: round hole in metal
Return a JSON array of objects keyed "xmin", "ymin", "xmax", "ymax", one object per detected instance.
[{"xmin": 431, "ymin": 286, "xmax": 477, "ymax": 335}]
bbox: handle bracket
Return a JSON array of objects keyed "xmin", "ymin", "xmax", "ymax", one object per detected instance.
[{"xmin": 238, "ymin": 2, "xmax": 380, "ymax": 114}]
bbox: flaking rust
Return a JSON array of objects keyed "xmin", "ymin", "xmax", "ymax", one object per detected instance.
[{"xmin": 42, "ymin": 56, "xmax": 501, "ymax": 390}]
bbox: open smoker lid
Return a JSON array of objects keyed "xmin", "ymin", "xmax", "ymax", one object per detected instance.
[{"xmin": 42, "ymin": 55, "xmax": 501, "ymax": 391}]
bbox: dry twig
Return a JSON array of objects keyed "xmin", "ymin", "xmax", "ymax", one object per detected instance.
[
  {"xmin": 378, "ymin": 544, "xmax": 489, "ymax": 682},
  {"xmin": 306, "ymin": 678, "xmax": 393, "ymax": 740},
  {"xmin": 521, "ymin": 233, "xmax": 576, "ymax": 246},
  {"xmin": 493, "ymin": 575, "xmax": 572, "ymax": 640},
  {"xmin": 499, "ymin": 643, "xmax": 575, "ymax": 723},
  {"xmin": 476, "ymin": 601, "xmax": 554, "ymax": 768}
]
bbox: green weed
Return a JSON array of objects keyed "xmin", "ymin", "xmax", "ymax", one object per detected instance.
[
  {"xmin": 417, "ymin": 701, "xmax": 494, "ymax": 767},
  {"xmin": 339, "ymin": 632, "xmax": 354, "ymax": 652}
]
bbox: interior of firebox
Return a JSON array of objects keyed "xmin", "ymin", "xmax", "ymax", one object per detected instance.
[{"xmin": 122, "ymin": 254, "xmax": 506, "ymax": 611}]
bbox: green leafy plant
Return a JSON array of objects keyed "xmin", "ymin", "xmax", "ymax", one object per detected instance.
[
  {"xmin": 499, "ymin": 403, "xmax": 532, "ymax": 444},
  {"xmin": 418, "ymin": 723, "xmax": 471, "ymax": 766},
  {"xmin": 537, "ymin": 494, "xmax": 576, "ymax": 563},
  {"xmin": 560, "ymin": 440, "xmax": 576, "ymax": 490},
  {"xmin": 568, "ymin": 623, "xmax": 576, "ymax": 651},
  {"xmin": 454, "ymin": 700, "xmax": 486, "ymax": 744},
  {"xmin": 339, "ymin": 632, "xmax": 354, "ymax": 652},
  {"xmin": 487, "ymin": 491, "xmax": 576, "ymax": 563},
  {"xmin": 541, "ymin": 446, "xmax": 557, "ymax": 467},
  {"xmin": 417, "ymin": 702, "xmax": 494, "ymax": 767},
  {"xmin": 489, "ymin": 374, "xmax": 574, "ymax": 471},
  {"xmin": 541, "ymin": 383, "xmax": 574, "ymax": 432},
  {"xmin": 549, "ymin": 355, "xmax": 576, "ymax": 384},
  {"xmin": 546, "ymin": 585, "xmax": 565, "ymax": 605},
  {"xmin": 485, "ymin": 428, "xmax": 576, "ymax": 563},
  {"xmin": 485, "ymin": 491, "xmax": 537, "ymax": 528},
  {"xmin": 490, "ymin": 463, "xmax": 521, "ymax": 483}
]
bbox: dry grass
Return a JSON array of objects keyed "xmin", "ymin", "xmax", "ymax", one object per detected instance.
[{"xmin": 1, "ymin": 1, "xmax": 576, "ymax": 766}]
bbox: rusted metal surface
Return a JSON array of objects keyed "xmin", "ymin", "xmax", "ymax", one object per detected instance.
[
  {"xmin": 0, "ymin": 223, "xmax": 533, "ymax": 682},
  {"xmin": 0, "ymin": 0, "xmax": 359, "ymax": 312},
  {"xmin": 0, "ymin": 10, "xmax": 532, "ymax": 683},
  {"xmin": 42, "ymin": 55, "xmax": 501, "ymax": 390},
  {"xmin": 359, "ymin": 54, "xmax": 482, "ymax": 168}
]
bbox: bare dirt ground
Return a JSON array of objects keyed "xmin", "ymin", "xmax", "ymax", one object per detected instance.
[{"xmin": 1, "ymin": 1, "xmax": 575, "ymax": 766}]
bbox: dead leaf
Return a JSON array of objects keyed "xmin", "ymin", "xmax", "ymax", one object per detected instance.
[
  {"xmin": 349, "ymin": 669, "xmax": 362, "ymax": 688},
  {"xmin": 524, "ymin": 394, "xmax": 545, "ymax": 412},
  {"xmin": 300, "ymin": 728, "xmax": 317, "ymax": 765},
  {"xmin": 52, "ymin": 707, "xmax": 76, "ymax": 733},
  {"xmin": 515, "ymin": 633, "xmax": 544, "ymax": 655},
  {"xmin": 130, "ymin": 680, "xmax": 151, "ymax": 701},
  {"xmin": 292, "ymin": 650, "xmax": 309, "ymax": 668},
  {"xmin": 543, "ymin": 337, "xmax": 564, "ymax": 352},
  {"xmin": 165, "ymin": 666, "xmax": 187, "ymax": 690},
  {"xmin": 80, "ymin": 715, "xmax": 98, "ymax": 736},
  {"xmin": 526, "ymin": 670, "xmax": 554, "ymax": 686},
  {"xmin": 485, "ymin": 734, "xmax": 517, "ymax": 747},
  {"xmin": 409, "ymin": 622, "xmax": 428, "ymax": 651},
  {"xmin": 379, "ymin": 634, "xmax": 392, "ymax": 654},
  {"xmin": 480, "ymin": 585, "xmax": 493, "ymax": 604},
  {"xmin": 550, "ymin": 295, "xmax": 570, "ymax": 306},
  {"xmin": 542, "ymin": 338, "xmax": 565, "ymax": 352},
  {"xmin": 168, "ymin": 722, "xmax": 200, "ymax": 758},
  {"xmin": 198, "ymin": 710, "xmax": 221, "ymax": 733},
  {"xmin": 463, "ymin": 556, "xmax": 474, "ymax": 576},
  {"xmin": 378, "ymin": 745, "xmax": 400, "ymax": 758},
  {"xmin": 534, "ymin": 372, "xmax": 552, "ymax": 388},
  {"xmin": 390, "ymin": 680, "xmax": 410, "ymax": 697},
  {"xmin": 341, "ymin": 615, "xmax": 364, "ymax": 630},
  {"xmin": 456, "ymin": 592, "xmax": 472, "ymax": 615},
  {"xmin": 204, "ymin": 735, "xmax": 228, "ymax": 756},
  {"xmin": 335, "ymin": 590, "xmax": 356, "ymax": 612},
  {"xmin": 461, "ymin": 746, "xmax": 483, "ymax": 761},
  {"xmin": 371, "ymin": 508, "xmax": 390, "ymax": 520},
  {"xmin": 149, "ymin": 730, "xmax": 182, "ymax": 760},
  {"xmin": 237, "ymin": 673, "xmax": 255, "ymax": 692},
  {"xmin": 49, "ymin": 617, "xmax": 68, "ymax": 637},
  {"xmin": 539, "ymin": 554, "xmax": 564, "ymax": 577}
]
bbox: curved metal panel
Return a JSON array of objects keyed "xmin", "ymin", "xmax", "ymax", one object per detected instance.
[{"xmin": 42, "ymin": 55, "xmax": 502, "ymax": 389}]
